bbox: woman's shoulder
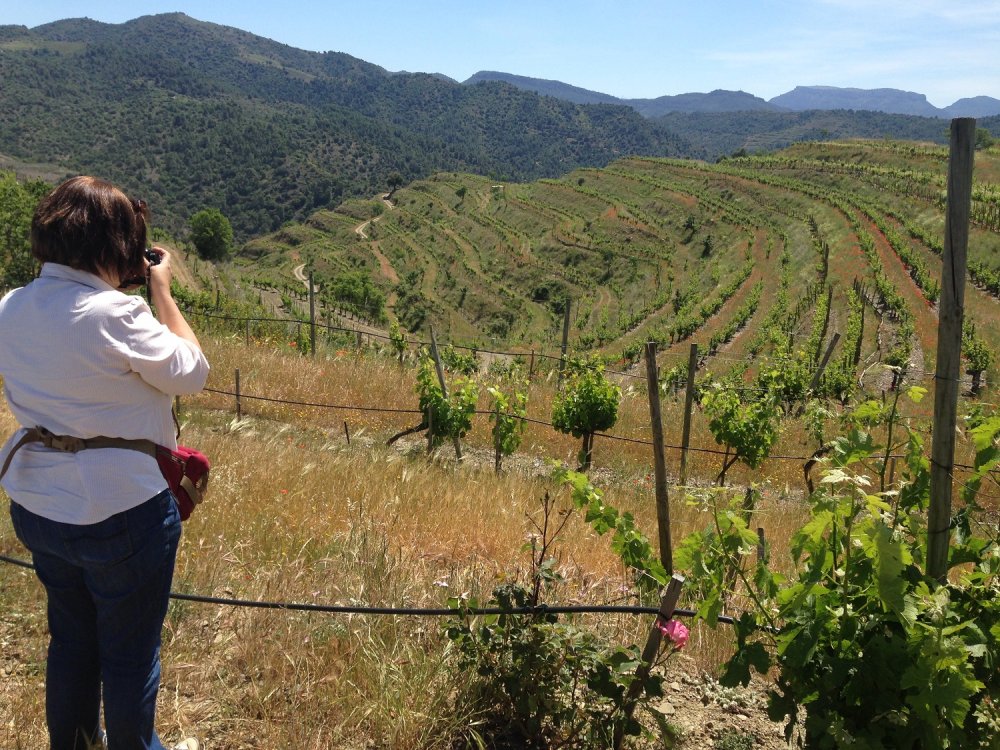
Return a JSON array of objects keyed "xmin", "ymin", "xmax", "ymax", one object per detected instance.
[{"xmin": 90, "ymin": 289, "xmax": 151, "ymax": 317}]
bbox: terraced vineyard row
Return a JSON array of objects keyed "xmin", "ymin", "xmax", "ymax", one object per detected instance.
[{"xmin": 238, "ymin": 139, "xmax": 1000, "ymax": 393}]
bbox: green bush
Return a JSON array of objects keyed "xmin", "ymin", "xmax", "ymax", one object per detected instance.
[
  {"xmin": 416, "ymin": 351, "xmax": 478, "ymax": 449},
  {"xmin": 445, "ymin": 474, "xmax": 677, "ymax": 748},
  {"xmin": 679, "ymin": 395, "xmax": 1000, "ymax": 749},
  {"xmin": 552, "ymin": 357, "xmax": 621, "ymax": 471}
]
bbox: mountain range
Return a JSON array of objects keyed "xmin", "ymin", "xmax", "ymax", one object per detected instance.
[
  {"xmin": 0, "ymin": 13, "xmax": 682, "ymax": 238},
  {"xmin": 463, "ymin": 72, "xmax": 1000, "ymax": 119},
  {"xmin": 1, "ymin": 13, "xmax": 997, "ymax": 243}
]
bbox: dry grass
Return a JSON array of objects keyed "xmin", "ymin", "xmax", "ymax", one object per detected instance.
[{"xmin": 1, "ymin": 337, "xmax": 993, "ymax": 748}]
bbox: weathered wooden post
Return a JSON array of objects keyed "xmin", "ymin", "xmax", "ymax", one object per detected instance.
[
  {"xmin": 558, "ymin": 299, "xmax": 571, "ymax": 387},
  {"xmin": 796, "ymin": 332, "xmax": 841, "ymax": 416},
  {"xmin": 308, "ymin": 272, "xmax": 316, "ymax": 357},
  {"xmin": 928, "ymin": 118, "xmax": 975, "ymax": 582},
  {"xmin": 235, "ymin": 368, "xmax": 242, "ymax": 421},
  {"xmin": 644, "ymin": 342, "xmax": 673, "ymax": 575},
  {"xmin": 679, "ymin": 343, "xmax": 698, "ymax": 486},
  {"xmin": 429, "ymin": 326, "xmax": 463, "ymax": 461},
  {"xmin": 613, "ymin": 574, "xmax": 685, "ymax": 750}
]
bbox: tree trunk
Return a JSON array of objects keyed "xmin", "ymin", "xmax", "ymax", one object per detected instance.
[
  {"xmin": 579, "ymin": 432, "xmax": 595, "ymax": 472},
  {"xmin": 971, "ymin": 369, "xmax": 983, "ymax": 395}
]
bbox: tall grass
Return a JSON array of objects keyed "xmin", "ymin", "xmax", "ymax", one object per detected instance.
[{"xmin": 0, "ymin": 336, "xmax": 991, "ymax": 748}]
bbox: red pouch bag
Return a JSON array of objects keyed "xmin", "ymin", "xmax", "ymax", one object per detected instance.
[{"xmin": 156, "ymin": 445, "xmax": 210, "ymax": 521}]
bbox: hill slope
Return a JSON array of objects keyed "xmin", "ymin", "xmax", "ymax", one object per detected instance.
[
  {"xmin": 236, "ymin": 139, "xmax": 1000, "ymax": 396},
  {"xmin": 0, "ymin": 14, "xmax": 684, "ymax": 239}
]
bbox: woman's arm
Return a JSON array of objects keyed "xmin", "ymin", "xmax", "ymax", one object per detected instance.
[{"xmin": 146, "ymin": 247, "xmax": 202, "ymax": 352}]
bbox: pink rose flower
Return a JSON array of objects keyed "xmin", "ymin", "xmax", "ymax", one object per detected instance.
[{"xmin": 658, "ymin": 618, "xmax": 690, "ymax": 648}]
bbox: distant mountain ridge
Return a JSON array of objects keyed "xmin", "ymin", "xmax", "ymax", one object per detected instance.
[
  {"xmin": 464, "ymin": 72, "xmax": 1000, "ymax": 119},
  {"xmin": 464, "ymin": 72, "xmax": 781, "ymax": 117},
  {"xmin": 770, "ymin": 86, "xmax": 1000, "ymax": 118},
  {"xmin": 3, "ymin": 12, "xmax": 998, "ymax": 245}
]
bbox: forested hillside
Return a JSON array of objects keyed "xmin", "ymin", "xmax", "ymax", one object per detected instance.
[
  {"xmin": 0, "ymin": 14, "xmax": 685, "ymax": 239},
  {"xmin": 7, "ymin": 13, "xmax": 999, "ymax": 245}
]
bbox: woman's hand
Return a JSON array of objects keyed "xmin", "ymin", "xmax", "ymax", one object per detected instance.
[
  {"xmin": 146, "ymin": 246, "xmax": 172, "ymax": 295},
  {"xmin": 146, "ymin": 247, "xmax": 202, "ymax": 351}
]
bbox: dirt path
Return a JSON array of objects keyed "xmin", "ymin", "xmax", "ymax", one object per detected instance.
[
  {"xmin": 354, "ymin": 196, "xmax": 400, "ymax": 284},
  {"xmin": 370, "ymin": 243, "xmax": 399, "ymax": 284},
  {"xmin": 282, "ymin": 192, "xmax": 407, "ymax": 339}
]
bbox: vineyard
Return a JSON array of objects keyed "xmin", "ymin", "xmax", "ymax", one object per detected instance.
[
  {"xmin": 236, "ymin": 139, "xmax": 1000, "ymax": 400},
  {"xmin": 2, "ymin": 135, "xmax": 1000, "ymax": 749}
]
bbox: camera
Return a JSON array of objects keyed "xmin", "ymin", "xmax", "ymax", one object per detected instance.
[{"xmin": 118, "ymin": 249, "xmax": 161, "ymax": 288}]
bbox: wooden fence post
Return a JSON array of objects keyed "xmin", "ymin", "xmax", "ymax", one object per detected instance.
[
  {"xmin": 429, "ymin": 326, "xmax": 463, "ymax": 461},
  {"xmin": 235, "ymin": 368, "xmax": 242, "ymax": 421},
  {"xmin": 928, "ymin": 117, "xmax": 976, "ymax": 582},
  {"xmin": 679, "ymin": 343, "xmax": 699, "ymax": 486},
  {"xmin": 558, "ymin": 299, "xmax": 571, "ymax": 388},
  {"xmin": 613, "ymin": 574, "xmax": 685, "ymax": 750},
  {"xmin": 644, "ymin": 342, "xmax": 673, "ymax": 575},
  {"xmin": 796, "ymin": 332, "xmax": 841, "ymax": 416},
  {"xmin": 308, "ymin": 272, "xmax": 317, "ymax": 357}
]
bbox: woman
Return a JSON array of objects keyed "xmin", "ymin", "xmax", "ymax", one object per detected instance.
[{"xmin": 0, "ymin": 176, "xmax": 209, "ymax": 750}]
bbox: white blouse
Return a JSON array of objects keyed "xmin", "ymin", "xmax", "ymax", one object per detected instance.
[{"xmin": 0, "ymin": 263, "xmax": 210, "ymax": 524}]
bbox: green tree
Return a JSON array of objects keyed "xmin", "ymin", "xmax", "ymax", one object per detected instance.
[
  {"xmin": 488, "ymin": 378, "xmax": 528, "ymax": 473},
  {"xmin": 700, "ymin": 381, "xmax": 782, "ymax": 484},
  {"xmin": 0, "ymin": 172, "xmax": 46, "ymax": 289},
  {"xmin": 974, "ymin": 127, "xmax": 994, "ymax": 150},
  {"xmin": 683, "ymin": 214, "xmax": 697, "ymax": 237},
  {"xmin": 963, "ymin": 320, "xmax": 994, "ymax": 395},
  {"xmin": 701, "ymin": 234, "xmax": 715, "ymax": 258},
  {"xmin": 416, "ymin": 351, "xmax": 478, "ymax": 449},
  {"xmin": 387, "ymin": 172, "xmax": 404, "ymax": 196},
  {"xmin": 551, "ymin": 357, "xmax": 621, "ymax": 471},
  {"xmin": 189, "ymin": 208, "xmax": 233, "ymax": 260}
]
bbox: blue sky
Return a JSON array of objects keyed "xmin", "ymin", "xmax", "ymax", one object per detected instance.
[{"xmin": 6, "ymin": 1, "xmax": 999, "ymax": 107}]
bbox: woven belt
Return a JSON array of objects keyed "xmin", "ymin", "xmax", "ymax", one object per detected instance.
[{"xmin": 0, "ymin": 426, "xmax": 157, "ymax": 482}]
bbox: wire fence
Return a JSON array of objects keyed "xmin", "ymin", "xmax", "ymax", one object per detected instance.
[
  {"xmin": 199, "ymin": 385, "xmax": 998, "ymax": 481},
  {"xmin": 0, "ymin": 553, "xmax": 712, "ymax": 623},
  {"xmin": 4, "ymin": 304, "xmax": 997, "ymax": 625},
  {"xmin": 190, "ymin": 305, "xmax": 981, "ymax": 388}
]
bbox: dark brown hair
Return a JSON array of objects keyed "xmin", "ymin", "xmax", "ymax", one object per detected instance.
[{"xmin": 30, "ymin": 176, "xmax": 149, "ymax": 283}]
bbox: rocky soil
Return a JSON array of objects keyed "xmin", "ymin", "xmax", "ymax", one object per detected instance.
[{"xmin": 654, "ymin": 655, "xmax": 795, "ymax": 749}]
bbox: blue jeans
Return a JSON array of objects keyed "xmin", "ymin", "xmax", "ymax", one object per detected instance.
[{"xmin": 10, "ymin": 490, "xmax": 181, "ymax": 750}]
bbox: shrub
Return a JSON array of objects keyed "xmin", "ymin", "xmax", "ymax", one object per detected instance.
[
  {"xmin": 445, "ymin": 474, "xmax": 677, "ymax": 748},
  {"xmin": 679, "ymin": 395, "xmax": 1000, "ymax": 749},
  {"xmin": 552, "ymin": 357, "xmax": 621, "ymax": 471}
]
